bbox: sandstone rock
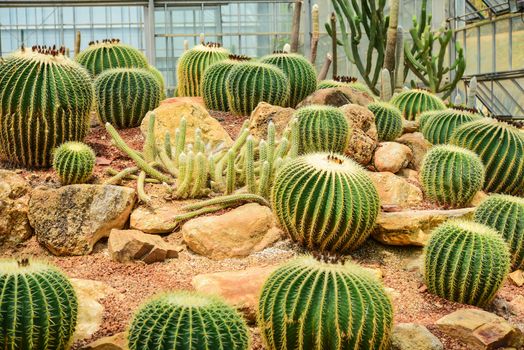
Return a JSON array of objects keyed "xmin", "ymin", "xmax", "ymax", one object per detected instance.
[
  {"xmin": 508, "ymin": 270, "xmax": 524, "ymax": 287},
  {"xmin": 129, "ymin": 201, "xmax": 196, "ymax": 234},
  {"xmin": 470, "ymin": 191, "xmax": 488, "ymax": 207},
  {"xmin": 403, "ymin": 119, "xmax": 419, "ymax": 134},
  {"xmin": 0, "ymin": 170, "xmax": 32, "ymax": 247},
  {"xmin": 391, "ymin": 323, "xmax": 443, "ymax": 350},
  {"xmin": 368, "ymin": 172, "xmax": 423, "ymax": 209},
  {"xmin": 340, "ymin": 104, "xmax": 379, "ymax": 165},
  {"xmin": 160, "ymin": 96, "xmax": 205, "ymax": 107},
  {"xmin": 398, "ymin": 168, "xmax": 420, "ymax": 183},
  {"xmin": 182, "ymin": 203, "xmax": 283, "ymax": 260},
  {"xmin": 373, "ymin": 142, "xmax": 413, "ymax": 173},
  {"xmin": 82, "ymin": 332, "xmax": 128, "ymax": 350},
  {"xmin": 508, "ymin": 295, "xmax": 524, "ymax": 316},
  {"xmin": 297, "ymin": 87, "xmax": 375, "ymax": 108},
  {"xmin": 397, "ymin": 132, "xmax": 432, "ymax": 170},
  {"xmin": 248, "ymin": 102, "xmax": 295, "ymax": 140},
  {"xmin": 29, "ymin": 185, "xmax": 136, "ymax": 256}
]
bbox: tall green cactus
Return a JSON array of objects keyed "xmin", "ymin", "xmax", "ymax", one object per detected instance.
[
  {"xmin": 421, "ymin": 107, "xmax": 482, "ymax": 145},
  {"xmin": 258, "ymin": 255, "xmax": 394, "ymax": 350},
  {"xmin": 0, "ymin": 258, "xmax": 78, "ymax": 350},
  {"xmin": 390, "ymin": 89, "xmax": 446, "ymax": 121},
  {"xmin": 317, "ymin": 76, "xmax": 374, "ymax": 96},
  {"xmin": 0, "ymin": 46, "xmax": 94, "ymax": 167},
  {"xmin": 424, "ymin": 220, "xmax": 510, "ymax": 307},
  {"xmin": 367, "ymin": 102, "xmax": 403, "ymax": 141},
  {"xmin": 53, "ymin": 141, "xmax": 96, "ymax": 185},
  {"xmin": 128, "ymin": 291, "xmax": 249, "ymax": 350}
]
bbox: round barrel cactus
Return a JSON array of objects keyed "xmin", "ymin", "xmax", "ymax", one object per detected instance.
[
  {"xmin": 450, "ymin": 118, "xmax": 524, "ymax": 195},
  {"xmin": 76, "ymin": 38, "xmax": 148, "ymax": 76},
  {"xmin": 0, "ymin": 258, "xmax": 78, "ymax": 350},
  {"xmin": 53, "ymin": 141, "xmax": 96, "ymax": 185},
  {"xmin": 474, "ymin": 194, "xmax": 524, "ymax": 270},
  {"xmin": 176, "ymin": 42, "xmax": 230, "ymax": 97},
  {"xmin": 95, "ymin": 68, "xmax": 161, "ymax": 129},
  {"xmin": 259, "ymin": 52, "xmax": 317, "ymax": 107},
  {"xmin": 258, "ymin": 256, "xmax": 393, "ymax": 350},
  {"xmin": 226, "ymin": 62, "xmax": 290, "ymax": 116},
  {"xmin": 424, "ymin": 220, "xmax": 510, "ymax": 307},
  {"xmin": 421, "ymin": 106, "xmax": 482, "ymax": 144},
  {"xmin": 271, "ymin": 153, "xmax": 379, "ymax": 253},
  {"xmin": 390, "ymin": 89, "xmax": 446, "ymax": 121},
  {"xmin": 420, "ymin": 145, "xmax": 485, "ymax": 208},
  {"xmin": 317, "ymin": 76, "xmax": 374, "ymax": 96},
  {"xmin": 128, "ymin": 291, "xmax": 249, "ymax": 350},
  {"xmin": 0, "ymin": 46, "xmax": 94, "ymax": 167},
  {"xmin": 148, "ymin": 65, "xmax": 166, "ymax": 100},
  {"xmin": 367, "ymin": 102, "xmax": 403, "ymax": 141}
]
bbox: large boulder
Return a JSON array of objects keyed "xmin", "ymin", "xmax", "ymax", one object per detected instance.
[
  {"xmin": 397, "ymin": 132, "xmax": 432, "ymax": 170},
  {"xmin": 29, "ymin": 185, "xmax": 136, "ymax": 256},
  {"xmin": 340, "ymin": 104, "xmax": 379, "ymax": 165},
  {"xmin": 297, "ymin": 87, "xmax": 375, "ymax": 108},
  {"xmin": 248, "ymin": 102, "xmax": 295, "ymax": 140},
  {"xmin": 391, "ymin": 323, "xmax": 443, "ymax": 350},
  {"xmin": 368, "ymin": 172, "xmax": 423, "ymax": 209},
  {"xmin": 373, "ymin": 142, "xmax": 413, "ymax": 173},
  {"xmin": 0, "ymin": 170, "xmax": 32, "ymax": 247}
]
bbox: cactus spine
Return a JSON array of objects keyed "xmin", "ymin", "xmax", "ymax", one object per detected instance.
[
  {"xmin": 390, "ymin": 89, "xmax": 446, "ymax": 121},
  {"xmin": 53, "ymin": 141, "xmax": 96, "ymax": 185},
  {"xmin": 367, "ymin": 102, "xmax": 403, "ymax": 141},
  {"xmin": 421, "ymin": 107, "xmax": 482, "ymax": 145}
]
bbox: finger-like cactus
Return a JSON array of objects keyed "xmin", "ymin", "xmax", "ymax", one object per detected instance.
[
  {"xmin": 367, "ymin": 102, "xmax": 403, "ymax": 141},
  {"xmin": 95, "ymin": 68, "xmax": 161, "ymax": 129},
  {"xmin": 317, "ymin": 76, "xmax": 374, "ymax": 96},
  {"xmin": 128, "ymin": 291, "xmax": 249, "ymax": 350},
  {"xmin": 421, "ymin": 106, "xmax": 482, "ymax": 144},
  {"xmin": 0, "ymin": 46, "xmax": 94, "ymax": 167},
  {"xmin": 0, "ymin": 258, "xmax": 78, "ymax": 350},
  {"xmin": 258, "ymin": 255, "xmax": 394, "ymax": 350},
  {"xmin": 53, "ymin": 141, "xmax": 96, "ymax": 185},
  {"xmin": 271, "ymin": 153, "xmax": 379, "ymax": 253},
  {"xmin": 390, "ymin": 89, "xmax": 446, "ymax": 121},
  {"xmin": 450, "ymin": 118, "xmax": 524, "ymax": 195},
  {"xmin": 474, "ymin": 194, "xmax": 524, "ymax": 270},
  {"xmin": 424, "ymin": 220, "xmax": 511, "ymax": 307},
  {"xmin": 148, "ymin": 65, "xmax": 166, "ymax": 100}
]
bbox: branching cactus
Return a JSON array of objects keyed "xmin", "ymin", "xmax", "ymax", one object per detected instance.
[
  {"xmin": 424, "ymin": 220, "xmax": 510, "ymax": 307},
  {"xmin": 367, "ymin": 102, "xmax": 403, "ymax": 141},
  {"xmin": 128, "ymin": 291, "xmax": 249, "ymax": 350},
  {"xmin": 390, "ymin": 88, "xmax": 446, "ymax": 121},
  {"xmin": 421, "ymin": 106, "xmax": 482, "ymax": 145},
  {"xmin": 258, "ymin": 255, "xmax": 394, "ymax": 350},
  {"xmin": 53, "ymin": 141, "xmax": 96, "ymax": 185},
  {"xmin": 0, "ymin": 45, "xmax": 94, "ymax": 167},
  {"xmin": 317, "ymin": 75, "xmax": 375, "ymax": 96},
  {"xmin": 0, "ymin": 258, "xmax": 78, "ymax": 350}
]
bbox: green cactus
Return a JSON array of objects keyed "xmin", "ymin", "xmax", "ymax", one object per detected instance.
[
  {"xmin": 53, "ymin": 141, "xmax": 96, "ymax": 185},
  {"xmin": 176, "ymin": 42, "xmax": 230, "ymax": 97},
  {"xmin": 418, "ymin": 110, "xmax": 440, "ymax": 131},
  {"xmin": 148, "ymin": 65, "xmax": 166, "ymax": 100},
  {"xmin": 76, "ymin": 38, "xmax": 148, "ymax": 76},
  {"xmin": 450, "ymin": 118, "xmax": 524, "ymax": 195},
  {"xmin": 128, "ymin": 291, "xmax": 249, "ymax": 350},
  {"xmin": 0, "ymin": 258, "xmax": 78, "ymax": 350},
  {"xmin": 367, "ymin": 102, "xmax": 403, "ymax": 141},
  {"xmin": 390, "ymin": 89, "xmax": 446, "ymax": 121},
  {"xmin": 0, "ymin": 46, "xmax": 94, "ymax": 168},
  {"xmin": 317, "ymin": 76, "xmax": 374, "ymax": 96},
  {"xmin": 474, "ymin": 194, "xmax": 524, "ymax": 270},
  {"xmin": 95, "ymin": 68, "xmax": 161, "ymax": 129},
  {"xmin": 421, "ymin": 106, "xmax": 482, "ymax": 145},
  {"xmin": 258, "ymin": 255, "xmax": 394, "ymax": 350},
  {"xmin": 424, "ymin": 220, "xmax": 510, "ymax": 307},
  {"xmin": 271, "ymin": 153, "xmax": 379, "ymax": 253},
  {"xmin": 420, "ymin": 145, "xmax": 485, "ymax": 208}
]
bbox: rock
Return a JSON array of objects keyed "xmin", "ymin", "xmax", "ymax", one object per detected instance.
[
  {"xmin": 508, "ymin": 295, "xmax": 524, "ymax": 316},
  {"xmin": 470, "ymin": 191, "xmax": 488, "ymax": 207},
  {"xmin": 373, "ymin": 142, "xmax": 413, "ymax": 173},
  {"xmin": 160, "ymin": 96, "xmax": 205, "ymax": 108},
  {"xmin": 248, "ymin": 102, "xmax": 295, "ymax": 140},
  {"xmin": 340, "ymin": 104, "xmax": 379, "ymax": 165},
  {"xmin": 368, "ymin": 172, "xmax": 423, "ymax": 209},
  {"xmin": 82, "ymin": 332, "xmax": 128, "ymax": 350},
  {"xmin": 391, "ymin": 323, "xmax": 443, "ymax": 350},
  {"xmin": 108, "ymin": 229, "xmax": 182, "ymax": 264},
  {"xmin": 403, "ymin": 119, "xmax": 419, "ymax": 134},
  {"xmin": 436, "ymin": 309, "xmax": 524, "ymax": 349},
  {"xmin": 508, "ymin": 270, "xmax": 524, "ymax": 287},
  {"xmin": 297, "ymin": 87, "xmax": 375, "ymax": 108},
  {"xmin": 0, "ymin": 170, "xmax": 32, "ymax": 247},
  {"xmin": 29, "ymin": 185, "xmax": 136, "ymax": 256},
  {"xmin": 182, "ymin": 203, "xmax": 283, "ymax": 260},
  {"xmin": 129, "ymin": 202, "xmax": 194, "ymax": 234},
  {"xmin": 397, "ymin": 132, "xmax": 432, "ymax": 170},
  {"xmin": 398, "ymin": 168, "xmax": 420, "ymax": 184}
]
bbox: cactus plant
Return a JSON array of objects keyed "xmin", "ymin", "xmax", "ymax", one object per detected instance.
[
  {"xmin": 148, "ymin": 65, "xmax": 166, "ymax": 100},
  {"xmin": 0, "ymin": 258, "xmax": 78, "ymax": 350},
  {"xmin": 424, "ymin": 220, "xmax": 510, "ymax": 307},
  {"xmin": 53, "ymin": 141, "xmax": 96, "ymax": 185},
  {"xmin": 271, "ymin": 153, "xmax": 380, "ymax": 253},
  {"xmin": 367, "ymin": 102, "xmax": 403, "ymax": 141},
  {"xmin": 421, "ymin": 106, "xmax": 482, "ymax": 145},
  {"xmin": 390, "ymin": 89, "xmax": 446, "ymax": 121},
  {"xmin": 317, "ymin": 76, "xmax": 374, "ymax": 96},
  {"xmin": 420, "ymin": 145, "xmax": 485, "ymax": 208},
  {"xmin": 128, "ymin": 291, "xmax": 249, "ymax": 350},
  {"xmin": 450, "ymin": 118, "xmax": 524, "ymax": 195},
  {"xmin": 258, "ymin": 255, "xmax": 393, "ymax": 350},
  {"xmin": 474, "ymin": 194, "xmax": 524, "ymax": 270},
  {"xmin": 0, "ymin": 45, "xmax": 94, "ymax": 167}
]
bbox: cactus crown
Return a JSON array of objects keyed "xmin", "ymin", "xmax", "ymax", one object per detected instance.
[
  {"xmin": 447, "ymin": 104, "xmax": 480, "ymax": 114},
  {"xmin": 334, "ymin": 75, "xmax": 358, "ymax": 83},
  {"xmin": 391, "ymin": 88, "xmax": 446, "ymax": 121},
  {"xmin": 228, "ymin": 54, "xmax": 251, "ymax": 61}
]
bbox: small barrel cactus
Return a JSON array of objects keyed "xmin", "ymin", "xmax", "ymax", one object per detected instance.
[
  {"xmin": 420, "ymin": 145, "xmax": 485, "ymax": 208},
  {"xmin": 128, "ymin": 291, "xmax": 249, "ymax": 350},
  {"xmin": 176, "ymin": 42, "xmax": 230, "ymax": 97},
  {"xmin": 474, "ymin": 194, "xmax": 524, "ymax": 270},
  {"xmin": 226, "ymin": 62, "xmax": 290, "ymax": 116},
  {"xmin": 53, "ymin": 141, "xmax": 96, "ymax": 185},
  {"xmin": 258, "ymin": 255, "xmax": 394, "ymax": 350},
  {"xmin": 0, "ymin": 45, "xmax": 94, "ymax": 167},
  {"xmin": 95, "ymin": 68, "xmax": 161, "ymax": 129},
  {"xmin": 390, "ymin": 89, "xmax": 446, "ymax": 121},
  {"xmin": 0, "ymin": 258, "xmax": 78, "ymax": 350},
  {"xmin": 271, "ymin": 153, "xmax": 379, "ymax": 253},
  {"xmin": 294, "ymin": 105, "xmax": 351, "ymax": 154},
  {"xmin": 317, "ymin": 75, "xmax": 374, "ymax": 96},
  {"xmin": 76, "ymin": 38, "xmax": 149, "ymax": 76},
  {"xmin": 421, "ymin": 106, "xmax": 482, "ymax": 144},
  {"xmin": 450, "ymin": 118, "xmax": 524, "ymax": 195},
  {"xmin": 367, "ymin": 102, "xmax": 403, "ymax": 141},
  {"xmin": 259, "ymin": 52, "xmax": 317, "ymax": 107},
  {"xmin": 424, "ymin": 220, "xmax": 510, "ymax": 307}
]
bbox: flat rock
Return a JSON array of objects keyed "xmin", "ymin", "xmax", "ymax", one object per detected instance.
[
  {"xmin": 297, "ymin": 86, "xmax": 375, "ymax": 108},
  {"xmin": 340, "ymin": 104, "xmax": 379, "ymax": 165},
  {"xmin": 508, "ymin": 270, "xmax": 524, "ymax": 287},
  {"xmin": 29, "ymin": 185, "xmax": 136, "ymax": 256},
  {"xmin": 397, "ymin": 132, "xmax": 432, "ymax": 170},
  {"xmin": 374, "ymin": 142, "xmax": 413, "ymax": 173},
  {"xmin": 368, "ymin": 172, "xmax": 423, "ymax": 209},
  {"xmin": 391, "ymin": 323, "xmax": 443, "ymax": 350},
  {"xmin": 248, "ymin": 102, "xmax": 295, "ymax": 140},
  {"xmin": 82, "ymin": 332, "xmax": 128, "ymax": 350},
  {"xmin": 508, "ymin": 295, "xmax": 524, "ymax": 316}
]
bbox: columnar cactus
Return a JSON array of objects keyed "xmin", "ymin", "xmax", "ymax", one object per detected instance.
[
  {"xmin": 128, "ymin": 291, "xmax": 249, "ymax": 350},
  {"xmin": 390, "ymin": 89, "xmax": 446, "ymax": 121},
  {"xmin": 0, "ymin": 258, "xmax": 78, "ymax": 350},
  {"xmin": 271, "ymin": 153, "xmax": 379, "ymax": 253},
  {"xmin": 176, "ymin": 42, "xmax": 230, "ymax": 97},
  {"xmin": 226, "ymin": 62, "xmax": 290, "ymax": 116},
  {"xmin": 367, "ymin": 102, "xmax": 403, "ymax": 141},
  {"xmin": 0, "ymin": 46, "xmax": 94, "ymax": 167},
  {"xmin": 474, "ymin": 194, "xmax": 524, "ymax": 270},
  {"xmin": 317, "ymin": 76, "xmax": 374, "ymax": 96},
  {"xmin": 258, "ymin": 256, "xmax": 394, "ymax": 350},
  {"xmin": 450, "ymin": 118, "xmax": 524, "ymax": 195},
  {"xmin": 420, "ymin": 145, "xmax": 485, "ymax": 208},
  {"xmin": 424, "ymin": 220, "xmax": 510, "ymax": 307},
  {"xmin": 53, "ymin": 141, "xmax": 96, "ymax": 185},
  {"xmin": 421, "ymin": 106, "xmax": 482, "ymax": 144},
  {"xmin": 95, "ymin": 68, "xmax": 161, "ymax": 128}
]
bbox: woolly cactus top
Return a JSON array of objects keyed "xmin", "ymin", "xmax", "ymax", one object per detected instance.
[
  {"xmin": 227, "ymin": 54, "xmax": 251, "ymax": 61},
  {"xmin": 301, "ymin": 152, "xmax": 363, "ymax": 174},
  {"xmin": 293, "ymin": 255, "xmax": 379, "ymax": 280},
  {"xmin": 156, "ymin": 291, "xmax": 218, "ymax": 308},
  {"xmin": 429, "ymin": 144, "xmax": 481, "ymax": 157},
  {"xmin": 439, "ymin": 219, "xmax": 501, "ymax": 238},
  {"xmin": 11, "ymin": 45, "xmax": 73, "ymax": 65},
  {"xmin": 190, "ymin": 43, "xmax": 229, "ymax": 54},
  {"xmin": 0, "ymin": 258, "xmax": 52, "ymax": 275}
]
